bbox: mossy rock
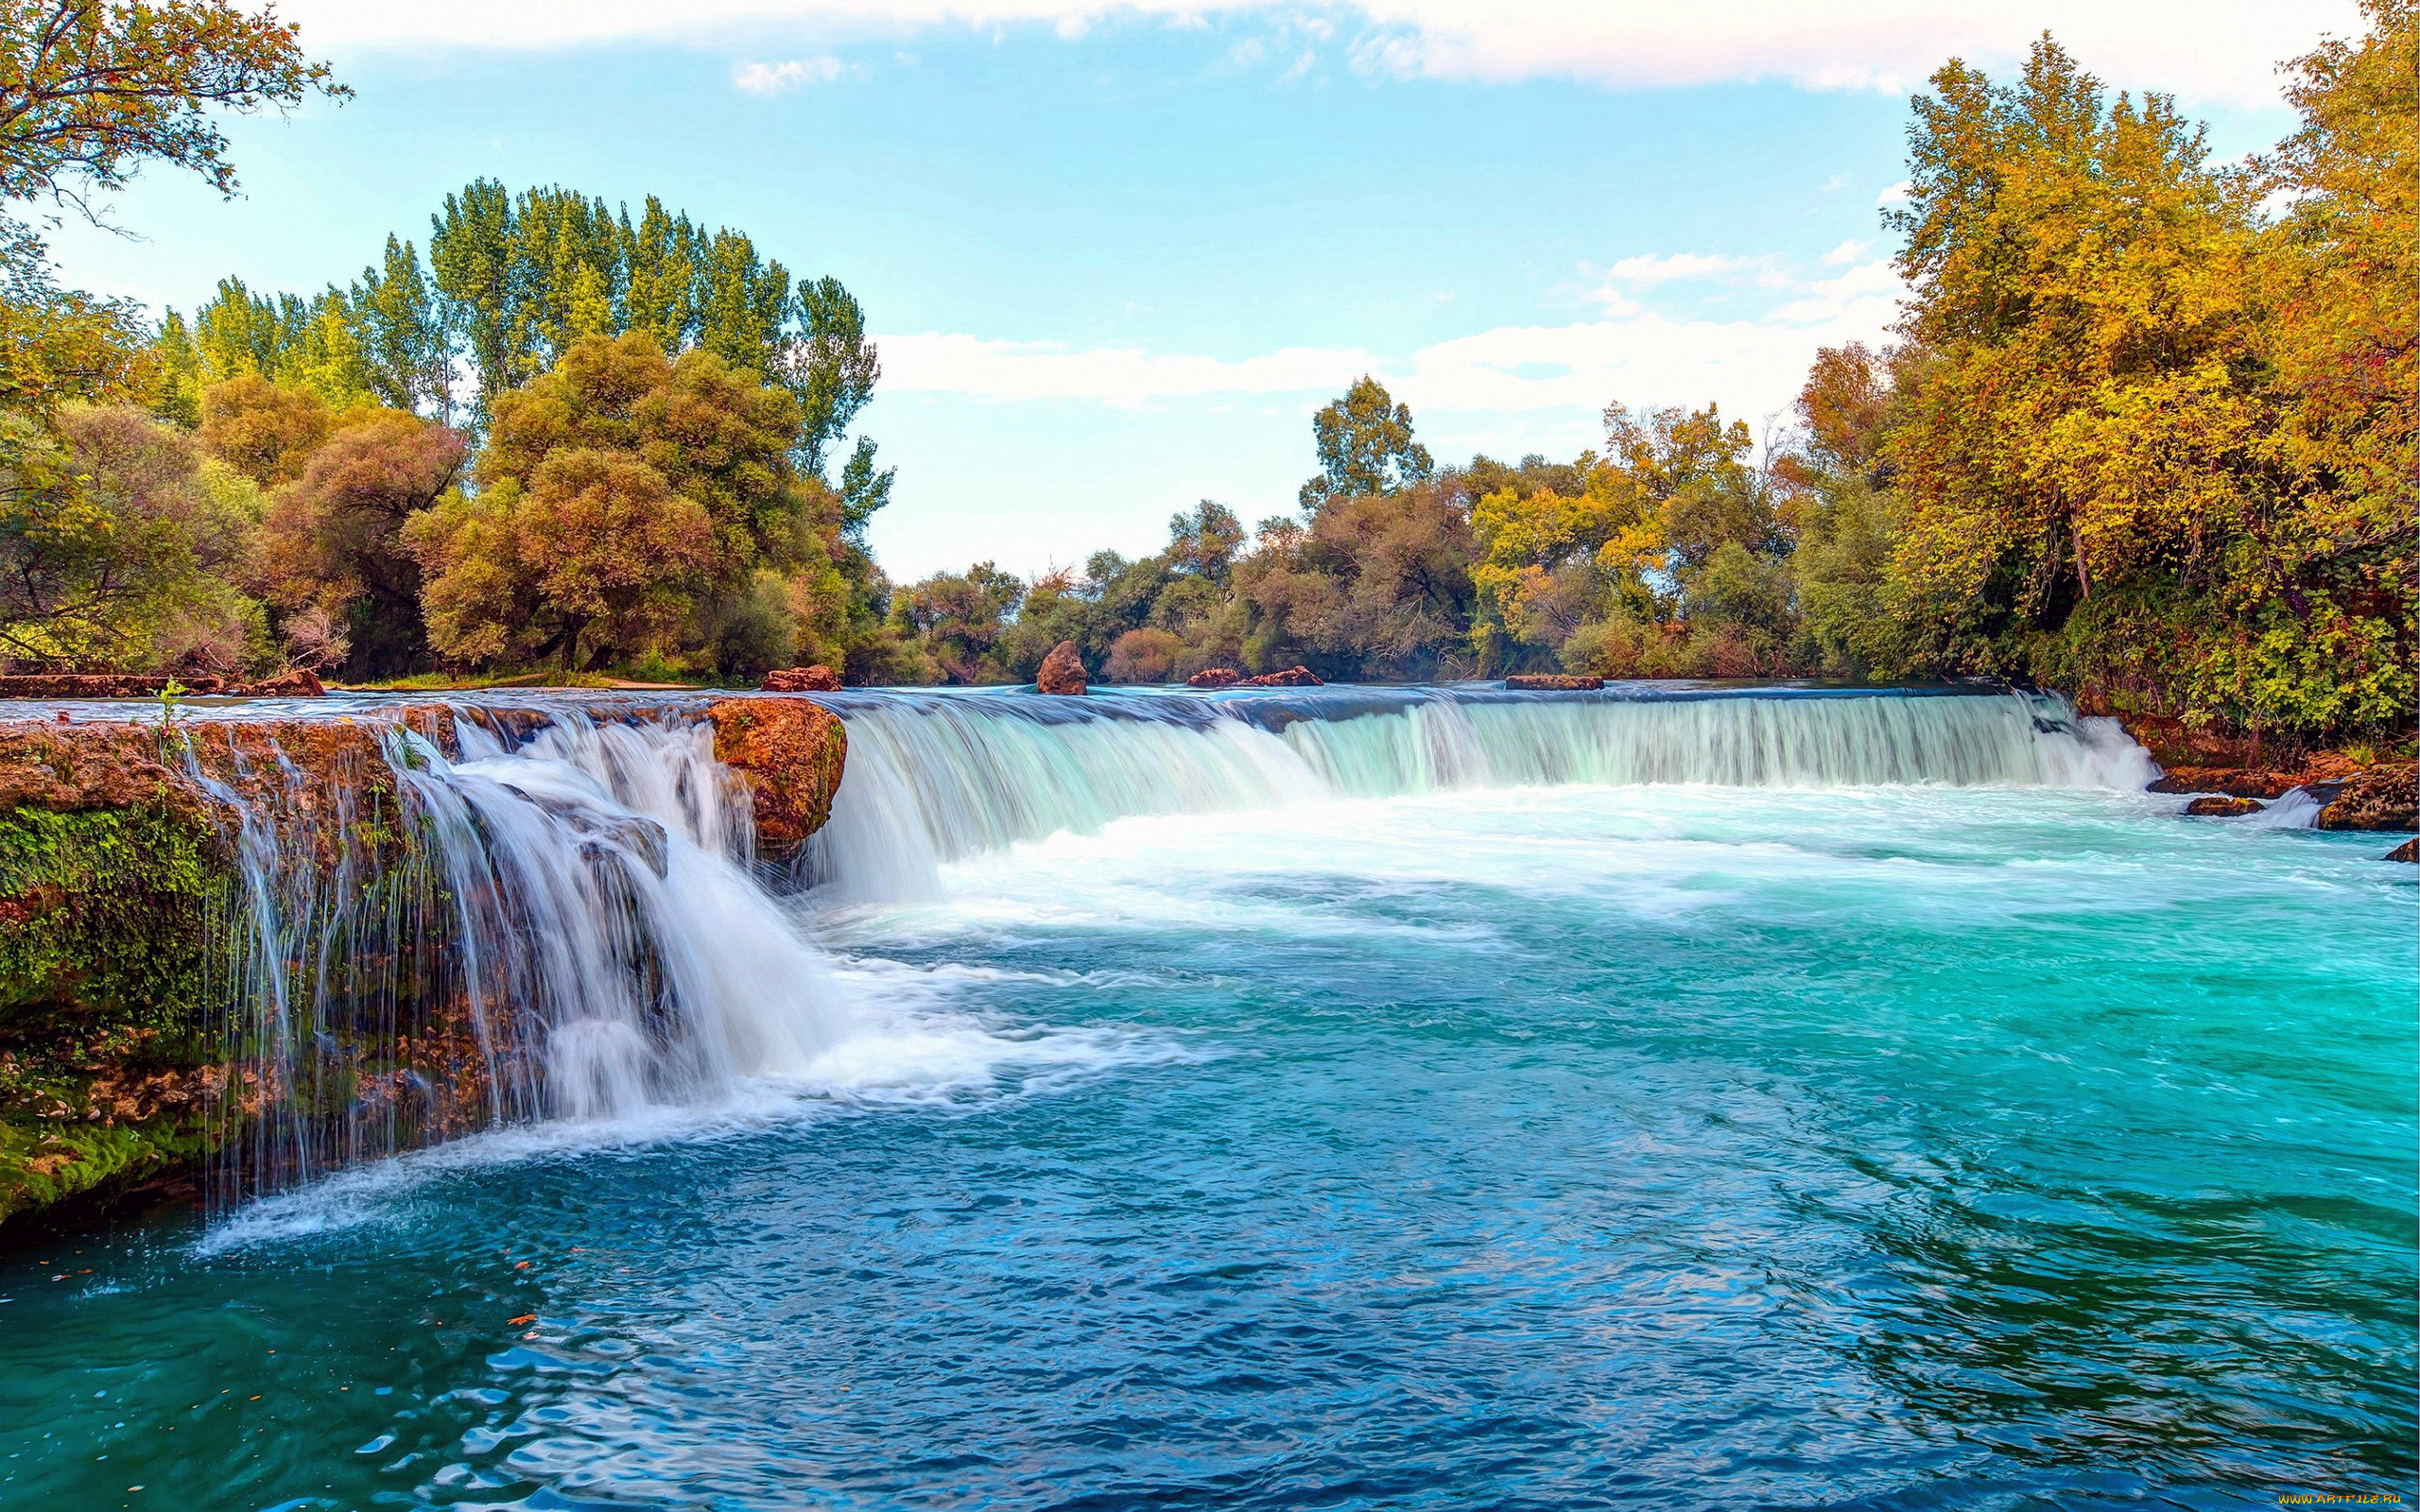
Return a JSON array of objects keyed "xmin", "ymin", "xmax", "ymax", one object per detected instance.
[{"xmin": 0, "ymin": 728, "xmax": 233, "ymax": 1237}]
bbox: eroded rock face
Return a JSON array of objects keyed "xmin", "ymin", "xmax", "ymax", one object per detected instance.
[
  {"xmin": 1187, "ymin": 668, "xmax": 1242, "ymax": 690},
  {"xmin": 1506, "ymin": 674, "xmax": 1604, "ymax": 691},
  {"xmin": 0, "ymin": 671, "xmax": 326, "ymax": 698},
  {"xmin": 1037, "ymin": 642, "xmax": 1088, "ymax": 696},
  {"xmin": 1243, "ymin": 665, "xmax": 1322, "ymax": 687},
  {"xmin": 762, "ymin": 665, "xmax": 842, "ymax": 693},
  {"xmin": 2184, "ymin": 795, "xmax": 2264, "ymax": 817},
  {"xmin": 2315, "ymin": 764, "xmax": 2417, "ymax": 833},
  {"xmin": 706, "ymin": 697, "xmax": 850, "ymax": 856}
]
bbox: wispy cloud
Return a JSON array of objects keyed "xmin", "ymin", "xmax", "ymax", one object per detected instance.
[
  {"xmin": 279, "ymin": 0, "xmax": 2356, "ymax": 109},
  {"xmin": 1605, "ymin": 251, "xmax": 1754, "ymax": 285},
  {"xmin": 733, "ymin": 55, "xmax": 846, "ymax": 93},
  {"xmin": 879, "ymin": 255, "xmax": 1906, "ymax": 420}
]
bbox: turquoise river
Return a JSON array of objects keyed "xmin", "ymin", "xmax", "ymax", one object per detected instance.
[{"xmin": 0, "ymin": 684, "xmax": 2411, "ymax": 1510}]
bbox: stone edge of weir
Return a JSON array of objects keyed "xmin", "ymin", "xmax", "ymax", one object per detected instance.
[{"xmin": 0, "ymin": 694, "xmax": 849, "ymax": 1243}]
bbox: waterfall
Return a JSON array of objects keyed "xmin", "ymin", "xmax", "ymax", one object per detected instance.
[
  {"xmin": 806, "ymin": 686, "xmax": 2154, "ymax": 900},
  {"xmin": 157, "ymin": 680, "xmax": 2150, "ymax": 1206},
  {"xmin": 182, "ymin": 709, "xmax": 856, "ymax": 1206}
]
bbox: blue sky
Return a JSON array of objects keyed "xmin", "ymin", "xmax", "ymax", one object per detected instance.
[{"xmin": 43, "ymin": 2, "xmax": 2350, "ymax": 580}]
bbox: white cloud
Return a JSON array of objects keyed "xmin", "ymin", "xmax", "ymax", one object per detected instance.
[
  {"xmin": 1769, "ymin": 260, "xmax": 1901, "ymax": 324},
  {"xmin": 277, "ymin": 0, "xmax": 2359, "ymax": 109},
  {"xmin": 878, "ymin": 258, "xmax": 1904, "ymax": 422},
  {"xmin": 1823, "ymin": 238, "xmax": 1869, "ymax": 265},
  {"xmin": 1876, "ymin": 180, "xmax": 1913, "ymax": 207},
  {"xmin": 1605, "ymin": 251, "xmax": 1754, "ymax": 284},
  {"xmin": 733, "ymin": 54, "xmax": 845, "ymax": 91},
  {"xmin": 875, "ymin": 333, "xmax": 1379, "ymax": 405}
]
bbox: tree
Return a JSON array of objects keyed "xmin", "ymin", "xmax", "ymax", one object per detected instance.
[
  {"xmin": 257, "ymin": 409, "xmax": 465, "ymax": 675},
  {"xmin": 1166, "ymin": 500, "xmax": 1245, "ymax": 581},
  {"xmin": 407, "ymin": 332, "xmax": 824, "ymax": 672},
  {"xmin": 0, "ymin": 221, "xmax": 154, "ymax": 409},
  {"xmin": 836, "ymin": 435, "xmax": 891, "ymax": 548},
  {"xmin": 0, "ymin": 404, "xmax": 266, "ymax": 669},
  {"xmin": 1299, "ymin": 375, "xmax": 1432, "ymax": 510},
  {"xmin": 198, "ymin": 372, "xmax": 332, "ymax": 485},
  {"xmin": 888, "ymin": 562, "xmax": 1022, "ymax": 683},
  {"xmin": 786, "ymin": 276, "xmax": 879, "ymax": 477},
  {"xmin": 1877, "ymin": 24, "xmax": 2413, "ymax": 737},
  {"xmin": 350, "ymin": 234, "xmax": 453, "ymax": 420},
  {"xmin": 0, "ymin": 0, "xmax": 345, "ymax": 220},
  {"xmin": 408, "ymin": 449, "xmax": 717, "ymax": 671}
]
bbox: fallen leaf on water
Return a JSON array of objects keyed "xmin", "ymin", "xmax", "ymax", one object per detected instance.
[
  {"xmin": 508, "ymin": 1314, "xmax": 536, "ymax": 1326},
  {"xmin": 514, "ymin": 1261, "xmax": 531, "ymax": 1270}
]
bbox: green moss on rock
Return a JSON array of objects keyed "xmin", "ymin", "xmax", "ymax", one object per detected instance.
[{"xmin": 0, "ymin": 727, "xmax": 232, "ymax": 1236}]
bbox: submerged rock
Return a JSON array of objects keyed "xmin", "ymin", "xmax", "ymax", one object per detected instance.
[
  {"xmin": 1506, "ymin": 674, "xmax": 1604, "ymax": 691},
  {"xmin": 1186, "ymin": 668, "xmax": 1242, "ymax": 689},
  {"xmin": 761, "ymin": 665, "xmax": 842, "ymax": 693},
  {"xmin": 1036, "ymin": 641, "xmax": 1088, "ymax": 696},
  {"xmin": 706, "ymin": 697, "xmax": 850, "ymax": 857},
  {"xmin": 1243, "ymin": 665, "xmax": 1322, "ymax": 687},
  {"xmin": 2184, "ymin": 796, "xmax": 2265, "ymax": 817},
  {"xmin": 2314, "ymin": 764, "xmax": 2417, "ymax": 833}
]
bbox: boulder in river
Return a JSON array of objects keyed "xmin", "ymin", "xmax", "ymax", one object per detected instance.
[
  {"xmin": 2314, "ymin": 763, "xmax": 2417, "ymax": 833},
  {"xmin": 1186, "ymin": 668, "xmax": 1242, "ymax": 689},
  {"xmin": 1242, "ymin": 665, "xmax": 1322, "ymax": 687},
  {"xmin": 2184, "ymin": 796, "xmax": 2264, "ymax": 817},
  {"xmin": 706, "ymin": 696, "xmax": 849, "ymax": 855},
  {"xmin": 2386, "ymin": 838, "xmax": 2417, "ymax": 863},
  {"xmin": 1506, "ymin": 674, "xmax": 1604, "ymax": 691},
  {"xmin": 761, "ymin": 665, "xmax": 841, "ymax": 693},
  {"xmin": 1036, "ymin": 641, "xmax": 1088, "ymax": 696}
]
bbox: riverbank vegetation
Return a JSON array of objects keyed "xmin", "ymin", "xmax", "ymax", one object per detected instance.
[{"xmin": 0, "ymin": 1, "xmax": 2411, "ymax": 746}]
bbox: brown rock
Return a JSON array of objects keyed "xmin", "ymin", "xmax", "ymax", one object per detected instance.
[
  {"xmin": 2316, "ymin": 763, "xmax": 2418, "ymax": 833},
  {"xmin": 1242, "ymin": 665, "xmax": 1322, "ymax": 687},
  {"xmin": 1505, "ymin": 674, "xmax": 1604, "ymax": 691},
  {"xmin": 1036, "ymin": 641, "xmax": 1088, "ymax": 696},
  {"xmin": 2146, "ymin": 766, "xmax": 2302, "ymax": 799},
  {"xmin": 706, "ymin": 697, "xmax": 849, "ymax": 855},
  {"xmin": 2386, "ymin": 838, "xmax": 2417, "ymax": 863},
  {"xmin": 761, "ymin": 665, "xmax": 842, "ymax": 693},
  {"xmin": 0, "ymin": 674, "xmax": 179, "ymax": 699},
  {"xmin": 240, "ymin": 668, "xmax": 326, "ymax": 697},
  {"xmin": 1186, "ymin": 668, "xmax": 1242, "ymax": 690},
  {"xmin": 2183, "ymin": 795, "xmax": 2264, "ymax": 817}
]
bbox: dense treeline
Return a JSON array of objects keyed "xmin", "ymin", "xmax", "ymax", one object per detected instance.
[
  {"xmin": 883, "ymin": 7, "xmax": 2416, "ymax": 745},
  {"xmin": 0, "ymin": 1, "xmax": 2410, "ymax": 744}
]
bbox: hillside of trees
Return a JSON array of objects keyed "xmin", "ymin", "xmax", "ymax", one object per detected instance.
[{"xmin": 0, "ymin": 1, "xmax": 2410, "ymax": 746}]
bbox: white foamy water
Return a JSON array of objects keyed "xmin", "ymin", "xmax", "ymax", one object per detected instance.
[{"xmin": 807, "ymin": 687, "xmax": 2156, "ymax": 902}]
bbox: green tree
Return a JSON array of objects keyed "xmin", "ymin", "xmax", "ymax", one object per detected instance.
[
  {"xmin": 257, "ymin": 408, "xmax": 465, "ymax": 676},
  {"xmin": 1299, "ymin": 374, "xmax": 1433, "ymax": 510},
  {"xmin": 0, "ymin": 0, "xmax": 345, "ymax": 219},
  {"xmin": 0, "ymin": 404, "xmax": 265, "ymax": 669}
]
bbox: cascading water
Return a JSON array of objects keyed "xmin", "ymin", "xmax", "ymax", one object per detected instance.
[
  {"xmin": 805, "ymin": 685, "xmax": 2156, "ymax": 901},
  {"xmin": 170, "ymin": 682, "xmax": 2156, "ymax": 1208},
  {"xmin": 182, "ymin": 708, "xmax": 858, "ymax": 1207}
]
